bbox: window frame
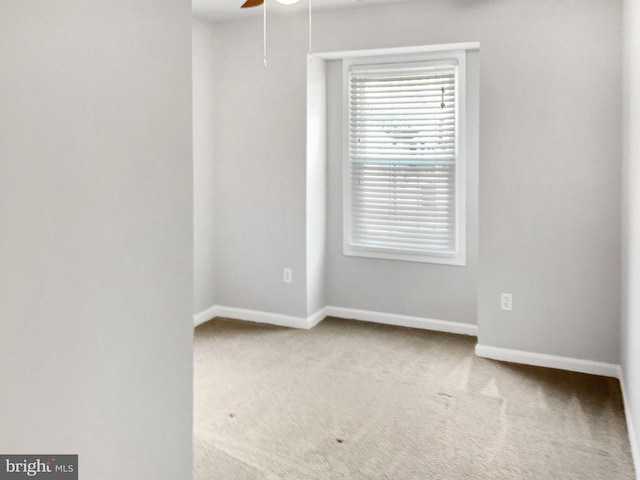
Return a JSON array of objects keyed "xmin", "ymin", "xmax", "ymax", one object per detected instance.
[{"xmin": 342, "ymin": 50, "xmax": 467, "ymax": 266}]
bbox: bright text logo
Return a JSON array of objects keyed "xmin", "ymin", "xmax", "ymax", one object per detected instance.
[{"xmin": 0, "ymin": 456, "xmax": 77, "ymax": 479}]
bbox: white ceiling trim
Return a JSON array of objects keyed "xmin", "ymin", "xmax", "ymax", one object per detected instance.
[{"xmin": 311, "ymin": 41, "xmax": 481, "ymax": 60}]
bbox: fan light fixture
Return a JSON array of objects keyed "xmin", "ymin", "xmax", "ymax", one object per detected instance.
[
  {"xmin": 241, "ymin": 0, "xmax": 312, "ymax": 66},
  {"xmin": 241, "ymin": 0, "xmax": 301, "ymax": 7}
]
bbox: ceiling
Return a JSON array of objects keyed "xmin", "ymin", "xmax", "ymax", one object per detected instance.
[{"xmin": 192, "ymin": 0, "xmax": 414, "ymax": 23}]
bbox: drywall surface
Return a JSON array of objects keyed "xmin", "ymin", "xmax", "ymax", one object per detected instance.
[
  {"xmin": 208, "ymin": 0, "xmax": 621, "ymax": 363},
  {"xmin": 211, "ymin": 16, "xmax": 309, "ymax": 317},
  {"xmin": 194, "ymin": 18, "xmax": 218, "ymax": 314},
  {"xmin": 0, "ymin": 2, "xmax": 193, "ymax": 479},
  {"xmin": 470, "ymin": 0, "xmax": 622, "ymax": 363},
  {"xmin": 324, "ymin": 51, "xmax": 479, "ymax": 324},
  {"xmin": 306, "ymin": 57, "xmax": 328, "ymax": 316},
  {"xmin": 623, "ymin": 0, "xmax": 640, "ymax": 467}
]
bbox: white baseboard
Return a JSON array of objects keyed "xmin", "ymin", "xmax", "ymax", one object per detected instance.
[
  {"xmin": 194, "ymin": 305, "xmax": 219, "ymax": 327},
  {"xmin": 307, "ymin": 307, "xmax": 327, "ymax": 329},
  {"xmin": 618, "ymin": 367, "xmax": 640, "ymax": 478},
  {"xmin": 475, "ymin": 344, "xmax": 620, "ymax": 378},
  {"xmin": 193, "ymin": 305, "xmax": 325, "ymax": 330},
  {"xmin": 194, "ymin": 304, "xmax": 477, "ymax": 336},
  {"xmin": 324, "ymin": 306, "xmax": 478, "ymax": 336}
]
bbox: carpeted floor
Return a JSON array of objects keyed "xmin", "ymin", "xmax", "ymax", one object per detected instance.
[{"xmin": 194, "ymin": 317, "xmax": 635, "ymax": 479}]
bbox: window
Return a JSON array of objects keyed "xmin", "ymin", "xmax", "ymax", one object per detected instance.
[{"xmin": 343, "ymin": 51, "xmax": 466, "ymax": 265}]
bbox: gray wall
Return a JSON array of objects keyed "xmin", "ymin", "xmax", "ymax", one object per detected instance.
[
  {"xmin": 194, "ymin": 18, "xmax": 218, "ymax": 314},
  {"xmin": 207, "ymin": 0, "xmax": 621, "ymax": 362},
  {"xmin": 211, "ymin": 15, "xmax": 309, "ymax": 317},
  {"xmin": 474, "ymin": 0, "xmax": 621, "ymax": 363},
  {"xmin": 324, "ymin": 53, "xmax": 479, "ymax": 324},
  {"xmin": 0, "ymin": 2, "xmax": 194, "ymax": 479},
  {"xmin": 623, "ymin": 0, "xmax": 640, "ymax": 465}
]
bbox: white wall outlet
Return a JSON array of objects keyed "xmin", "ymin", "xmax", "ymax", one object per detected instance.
[
  {"xmin": 500, "ymin": 293, "xmax": 513, "ymax": 311},
  {"xmin": 283, "ymin": 268, "xmax": 293, "ymax": 284}
]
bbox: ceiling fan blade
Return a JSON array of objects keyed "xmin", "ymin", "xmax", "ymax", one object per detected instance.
[{"xmin": 241, "ymin": 0, "xmax": 264, "ymax": 8}]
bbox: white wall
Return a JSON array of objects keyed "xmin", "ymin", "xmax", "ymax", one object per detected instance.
[
  {"xmin": 622, "ymin": 0, "xmax": 640, "ymax": 467},
  {"xmin": 306, "ymin": 57, "xmax": 328, "ymax": 316},
  {"xmin": 0, "ymin": 2, "xmax": 194, "ymax": 479},
  {"xmin": 206, "ymin": 0, "xmax": 621, "ymax": 363},
  {"xmin": 324, "ymin": 51, "xmax": 479, "ymax": 324},
  {"xmin": 194, "ymin": 18, "xmax": 218, "ymax": 314}
]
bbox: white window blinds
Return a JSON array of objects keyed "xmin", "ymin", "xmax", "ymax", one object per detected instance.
[{"xmin": 347, "ymin": 60, "xmax": 460, "ymax": 259}]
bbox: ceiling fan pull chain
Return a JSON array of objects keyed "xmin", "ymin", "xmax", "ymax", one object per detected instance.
[
  {"xmin": 263, "ymin": 0, "xmax": 267, "ymax": 67},
  {"xmin": 308, "ymin": 0, "xmax": 312, "ymax": 54}
]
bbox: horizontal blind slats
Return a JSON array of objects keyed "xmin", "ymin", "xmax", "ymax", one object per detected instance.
[{"xmin": 349, "ymin": 60, "xmax": 458, "ymax": 255}]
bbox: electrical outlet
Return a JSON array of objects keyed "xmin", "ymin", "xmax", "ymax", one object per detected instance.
[
  {"xmin": 500, "ymin": 293, "xmax": 513, "ymax": 312},
  {"xmin": 283, "ymin": 268, "xmax": 292, "ymax": 284}
]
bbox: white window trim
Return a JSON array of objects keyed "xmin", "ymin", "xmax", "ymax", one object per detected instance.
[{"xmin": 342, "ymin": 49, "xmax": 467, "ymax": 266}]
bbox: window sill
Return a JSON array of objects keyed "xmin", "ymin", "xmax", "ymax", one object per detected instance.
[{"xmin": 343, "ymin": 244, "xmax": 466, "ymax": 266}]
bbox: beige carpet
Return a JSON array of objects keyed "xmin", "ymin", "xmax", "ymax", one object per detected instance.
[{"xmin": 194, "ymin": 317, "xmax": 635, "ymax": 479}]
